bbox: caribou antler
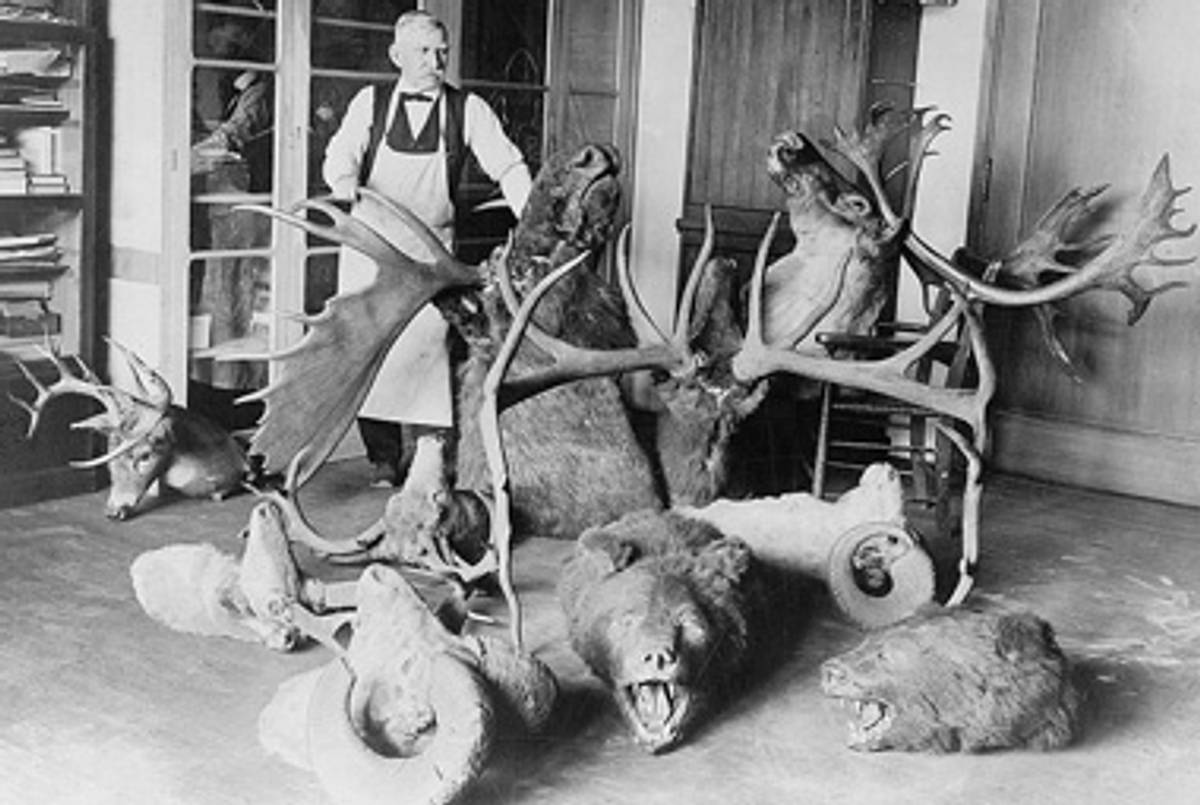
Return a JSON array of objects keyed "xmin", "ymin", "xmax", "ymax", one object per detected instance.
[
  {"xmin": 236, "ymin": 190, "xmax": 485, "ymax": 484},
  {"xmin": 732, "ymin": 217, "xmax": 996, "ymax": 450},
  {"xmin": 832, "ymin": 110, "xmax": 1196, "ymax": 319}
]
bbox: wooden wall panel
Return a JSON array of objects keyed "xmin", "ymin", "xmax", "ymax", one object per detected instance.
[
  {"xmin": 978, "ymin": 0, "xmax": 1200, "ymax": 503},
  {"xmin": 687, "ymin": 0, "xmax": 871, "ymax": 212},
  {"xmin": 677, "ymin": 0, "xmax": 919, "ymax": 275}
]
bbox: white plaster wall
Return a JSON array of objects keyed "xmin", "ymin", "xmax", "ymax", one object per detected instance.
[
  {"xmin": 107, "ymin": 0, "xmax": 168, "ymax": 376},
  {"xmin": 108, "ymin": 0, "xmax": 166, "ymax": 255},
  {"xmin": 901, "ymin": 0, "xmax": 990, "ymax": 320},
  {"xmin": 628, "ymin": 0, "xmax": 696, "ymax": 334}
]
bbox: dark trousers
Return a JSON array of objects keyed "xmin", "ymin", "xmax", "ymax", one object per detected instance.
[{"xmin": 357, "ymin": 417, "xmax": 451, "ymax": 478}]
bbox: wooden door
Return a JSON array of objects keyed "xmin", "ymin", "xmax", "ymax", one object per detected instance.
[
  {"xmin": 975, "ymin": 0, "xmax": 1200, "ymax": 505},
  {"xmin": 679, "ymin": 0, "xmax": 920, "ymax": 271}
]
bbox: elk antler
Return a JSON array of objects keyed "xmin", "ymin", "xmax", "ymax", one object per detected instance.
[
  {"xmin": 9, "ymin": 345, "xmax": 169, "ymax": 469},
  {"xmin": 237, "ymin": 190, "xmax": 485, "ymax": 484},
  {"xmin": 478, "ymin": 209, "xmax": 726, "ymax": 649}
]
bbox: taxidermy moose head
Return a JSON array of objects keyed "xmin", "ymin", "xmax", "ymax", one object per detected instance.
[{"xmin": 12, "ymin": 339, "xmax": 247, "ymax": 519}]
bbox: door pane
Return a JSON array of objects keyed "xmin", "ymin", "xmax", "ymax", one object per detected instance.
[
  {"xmin": 305, "ymin": 2, "xmax": 414, "ymax": 313},
  {"xmin": 460, "ymin": 1, "xmax": 548, "ymax": 88},
  {"xmin": 190, "ymin": 3, "xmax": 276, "ymax": 404}
]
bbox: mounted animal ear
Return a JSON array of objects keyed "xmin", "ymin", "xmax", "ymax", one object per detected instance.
[
  {"xmin": 578, "ymin": 529, "xmax": 640, "ymax": 572},
  {"xmin": 995, "ymin": 611, "xmax": 1064, "ymax": 664},
  {"xmin": 693, "ymin": 538, "xmax": 754, "ymax": 592}
]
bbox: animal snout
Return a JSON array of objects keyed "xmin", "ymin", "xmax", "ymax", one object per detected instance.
[
  {"xmin": 640, "ymin": 645, "xmax": 678, "ymax": 674},
  {"xmin": 106, "ymin": 502, "xmax": 135, "ymax": 520}
]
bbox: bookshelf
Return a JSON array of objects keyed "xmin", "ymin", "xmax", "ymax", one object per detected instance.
[{"xmin": 0, "ymin": 0, "xmax": 106, "ymax": 507}]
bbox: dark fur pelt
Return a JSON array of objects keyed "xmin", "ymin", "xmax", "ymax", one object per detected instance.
[
  {"xmin": 453, "ymin": 144, "xmax": 662, "ymax": 537},
  {"xmin": 458, "ymin": 373, "xmax": 661, "ymax": 537},
  {"xmin": 822, "ymin": 606, "xmax": 1080, "ymax": 753},
  {"xmin": 557, "ymin": 509, "xmax": 767, "ymax": 753}
]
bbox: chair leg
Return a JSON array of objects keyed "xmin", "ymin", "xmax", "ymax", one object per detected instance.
[{"xmin": 812, "ymin": 381, "xmax": 833, "ymax": 498}]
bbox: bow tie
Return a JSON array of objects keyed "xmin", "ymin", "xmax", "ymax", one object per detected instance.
[{"xmin": 399, "ymin": 91, "xmax": 433, "ymax": 103}]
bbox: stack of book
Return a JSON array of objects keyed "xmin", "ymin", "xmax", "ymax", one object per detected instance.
[
  {"xmin": 0, "ymin": 232, "xmax": 64, "ymax": 301},
  {"xmin": 27, "ymin": 172, "xmax": 67, "ymax": 194},
  {"xmin": 0, "ymin": 144, "xmax": 26, "ymax": 194},
  {"xmin": 0, "ymin": 299, "xmax": 59, "ymax": 338},
  {"xmin": 17, "ymin": 127, "xmax": 67, "ymax": 193}
]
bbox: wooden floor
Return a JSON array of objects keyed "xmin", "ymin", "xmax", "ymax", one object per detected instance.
[{"xmin": 2, "ymin": 460, "xmax": 1200, "ymax": 804}]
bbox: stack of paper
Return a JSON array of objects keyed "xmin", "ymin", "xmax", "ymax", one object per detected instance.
[{"xmin": 0, "ymin": 232, "xmax": 64, "ymax": 299}]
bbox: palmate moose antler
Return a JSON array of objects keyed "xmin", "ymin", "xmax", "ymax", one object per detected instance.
[{"xmin": 236, "ymin": 189, "xmax": 486, "ymax": 485}]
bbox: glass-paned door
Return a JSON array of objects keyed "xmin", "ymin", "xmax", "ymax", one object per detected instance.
[
  {"xmin": 178, "ymin": 0, "xmax": 640, "ymax": 424},
  {"xmin": 305, "ymin": 0, "xmax": 415, "ymax": 317},
  {"xmin": 455, "ymin": 0, "xmax": 549, "ymax": 262},
  {"xmin": 188, "ymin": 0, "xmax": 278, "ymax": 427}
]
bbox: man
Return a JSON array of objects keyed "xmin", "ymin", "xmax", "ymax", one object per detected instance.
[{"xmin": 323, "ymin": 10, "xmax": 532, "ymax": 487}]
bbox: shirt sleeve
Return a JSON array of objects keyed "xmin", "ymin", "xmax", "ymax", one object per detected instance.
[
  {"xmin": 463, "ymin": 93, "xmax": 533, "ymax": 215},
  {"xmin": 202, "ymin": 79, "xmax": 272, "ymax": 152},
  {"xmin": 322, "ymin": 86, "xmax": 375, "ymax": 200}
]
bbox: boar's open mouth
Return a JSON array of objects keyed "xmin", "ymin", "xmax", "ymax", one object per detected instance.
[
  {"xmin": 832, "ymin": 696, "xmax": 894, "ymax": 750},
  {"xmin": 615, "ymin": 680, "xmax": 693, "ymax": 754}
]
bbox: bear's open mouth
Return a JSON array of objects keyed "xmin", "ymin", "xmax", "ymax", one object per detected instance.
[
  {"xmin": 616, "ymin": 680, "xmax": 691, "ymax": 753},
  {"xmin": 839, "ymin": 697, "xmax": 892, "ymax": 747}
]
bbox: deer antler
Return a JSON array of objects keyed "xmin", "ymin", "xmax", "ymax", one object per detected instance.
[
  {"xmin": 9, "ymin": 344, "xmax": 173, "ymax": 469},
  {"xmin": 9, "ymin": 346, "xmax": 121, "ymax": 439},
  {"xmin": 105, "ymin": 336, "xmax": 173, "ymax": 408},
  {"xmin": 236, "ymin": 191, "xmax": 485, "ymax": 484}
]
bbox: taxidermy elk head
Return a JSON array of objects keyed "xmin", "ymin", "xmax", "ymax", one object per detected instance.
[{"xmin": 11, "ymin": 339, "xmax": 247, "ymax": 519}]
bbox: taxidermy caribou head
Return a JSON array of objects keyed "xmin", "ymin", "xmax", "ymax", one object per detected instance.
[{"xmin": 10, "ymin": 339, "xmax": 247, "ymax": 519}]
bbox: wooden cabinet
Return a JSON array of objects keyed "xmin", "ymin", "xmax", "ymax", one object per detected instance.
[
  {"xmin": 0, "ymin": 0, "xmax": 107, "ymax": 507},
  {"xmin": 679, "ymin": 0, "xmax": 920, "ymax": 274}
]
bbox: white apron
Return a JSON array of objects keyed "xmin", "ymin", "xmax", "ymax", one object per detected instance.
[{"xmin": 337, "ymin": 95, "xmax": 455, "ymax": 427}]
